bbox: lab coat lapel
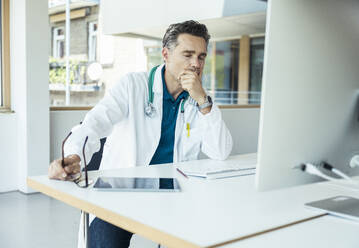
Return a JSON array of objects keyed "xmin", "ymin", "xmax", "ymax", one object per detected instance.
[{"xmin": 152, "ymin": 64, "xmax": 164, "ymax": 123}]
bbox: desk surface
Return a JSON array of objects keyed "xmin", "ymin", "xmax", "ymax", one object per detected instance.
[
  {"xmin": 27, "ymin": 154, "xmax": 359, "ymax": 248},
  {"xmin": 220, "ymin": 215, "xmax": 359, "ymax": 248}
]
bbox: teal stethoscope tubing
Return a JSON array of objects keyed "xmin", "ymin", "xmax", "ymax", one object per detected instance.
[{"xmin": 146, "ymin": 65, "xmax": 188, "ymax": 117}]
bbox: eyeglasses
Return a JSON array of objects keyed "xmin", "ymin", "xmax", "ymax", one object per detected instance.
[{"xmin": 62, "ymin": 132, "xmax": 93, "ymax": 188}]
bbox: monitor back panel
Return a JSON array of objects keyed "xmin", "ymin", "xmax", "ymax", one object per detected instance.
[{"xmin": 257, "ymin": 0, "xmax": 359, "ymax": 191}]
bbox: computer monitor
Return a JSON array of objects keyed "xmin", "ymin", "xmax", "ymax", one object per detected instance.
[{"xmin": 256, "ymin": 0, "xmax": 359, "ymax": 191}]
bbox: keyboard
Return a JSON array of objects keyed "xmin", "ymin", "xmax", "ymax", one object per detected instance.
[{"xmin": 177, "ymin": 159, "xmax": 256, "ymax": 179}]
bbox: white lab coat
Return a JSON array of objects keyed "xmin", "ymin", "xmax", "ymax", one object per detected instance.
[
  {"xmin": 65, "ymin": 64, "xmax": 233, "ymax": 248},
  {"xmin": 65, "ymin": 64, "xmax": 232, "ymax": 169}
]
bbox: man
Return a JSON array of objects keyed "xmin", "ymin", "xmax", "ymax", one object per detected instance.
[{"xmin": 49, "ymin": 20, "xmax": 232, "ymax": 248}]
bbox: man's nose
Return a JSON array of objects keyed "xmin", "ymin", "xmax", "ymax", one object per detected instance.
[{"xmin": 190, "ymin": 58, "xmax": 201, "ymax": 68}]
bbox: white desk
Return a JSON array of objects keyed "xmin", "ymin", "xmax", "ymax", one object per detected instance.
[
  {"xmin": 220, "ymin": 215, "xmax": 359, "ymax": 248},
  {"xmin": 27, "ymin": 154, "xmax": 359, "ymax": 248}
]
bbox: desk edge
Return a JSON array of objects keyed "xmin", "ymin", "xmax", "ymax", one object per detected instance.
[
  {"xmin": 205, "ymin": 214, "xmax": 327, "ymax": 248},
  {"xmin": 27, "ymin": 177, "xmax": 201, "ymax": 248}
]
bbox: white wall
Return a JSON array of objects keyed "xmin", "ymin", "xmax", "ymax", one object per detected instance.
[
  {"xmin": 50, "ymin": 111, "xmax": 87, "ymax": 161},
  {"xmin": 222, "ymin": 108, "xmax": 260, "ymax": 155},
  {"xmin": 0, "ymin": 0, "xmax": 50, "ymax": 193},
  {"xmin": 0, "ymin": 114, "xmax": 17, "ymax": 192},
  {"xmin": 50, "ymin": 108, "xmax": 260, "ymax": 161}
]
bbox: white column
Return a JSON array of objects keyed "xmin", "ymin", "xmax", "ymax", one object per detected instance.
[
  {"xmin": 11, "ymin": 0, "xmax": 49, "ymax": 193},
  {"xmin": 65, "ymin": 0, "xmax": 71, "ymax": 105}
]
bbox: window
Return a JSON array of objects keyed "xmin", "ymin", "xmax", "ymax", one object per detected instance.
[
  {"xmin": 0, "ymin": 0, "xmax": 10, "ymax": 109},
  {"xmin": 88, "ymin": 22, "xmax": 97, "ymax": 62},
  {"xmin": 48, "ymin": 1, "xmax": 264, "ymax": 108},
  {"xmin": 49, "ymin": 2, "xmax": 106, "ymax": 107},
  {"xmin": 53, "ymin": 27, "xmax": 65, "ymax": 58},
  {"xmin": 144, "ymin": 40, "xmax": 162, "ymax": 71},
  {"xmin": 249, "ymin": 37, "xmax": 264, "ymax": 104},
  {"xmin": 202, "ymin": 40, "xmax": 240, "ymax": 105}
]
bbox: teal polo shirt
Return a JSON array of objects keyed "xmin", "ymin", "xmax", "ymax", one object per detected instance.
[
  {"xmin": 149, "ymin": 67, "xmax": 188, "ymax": 188},
  {"xmin": 149, "ymin": 66, "xmax": 189, "ymax": 166}
]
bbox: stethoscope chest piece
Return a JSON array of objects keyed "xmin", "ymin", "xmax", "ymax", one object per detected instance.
[{"xmin": 145, "ymin": 102, "xmax": 156, "ymax": 118}]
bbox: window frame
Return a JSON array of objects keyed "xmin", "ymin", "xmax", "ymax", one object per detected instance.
[
  {"xmin": 49, "ymin": 104, "xmax": 258, "ymax": 112},
  {"xmin": 0, "ymin": 0, "xmax": 10, "ymax": 112},
  {"xmin": 88, "ymin": 21, "xmax": 97, "ymax": 62},
  {"xmin": 52, "ymin": 26, "xmax": 65, "ymax": 59}
]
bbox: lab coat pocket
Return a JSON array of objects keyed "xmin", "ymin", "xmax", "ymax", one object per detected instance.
[{"xmin": 182, "ymin": 127, "xmax": 202, "ymax": 161}]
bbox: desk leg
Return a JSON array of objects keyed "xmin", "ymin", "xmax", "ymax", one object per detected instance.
[{"xmin": 83, "ymin": 211, "xmax": 90, "ymax": 248}]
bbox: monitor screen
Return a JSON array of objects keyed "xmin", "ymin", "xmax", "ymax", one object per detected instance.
[{"xmin": 256, "ymin": 0, "xmax": 359, "ymax": 191}]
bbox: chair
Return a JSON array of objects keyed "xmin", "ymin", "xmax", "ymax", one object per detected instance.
[{"xmin": 86, "ymin": 137, "xmax": 106, "ymax": 171}]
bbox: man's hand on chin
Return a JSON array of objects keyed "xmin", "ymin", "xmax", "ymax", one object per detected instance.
[{"xmin": 179, "ymin": 68, "xmax": 211, "ymax": 114}]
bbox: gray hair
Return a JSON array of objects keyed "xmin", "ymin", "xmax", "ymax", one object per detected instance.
[{"xmin": 162, "ymin": 20, "xmax": 211, "ymax": 50}]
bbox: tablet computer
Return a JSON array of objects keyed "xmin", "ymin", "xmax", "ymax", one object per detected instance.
[
  {"xmin": 305, "ymin": 195, "xmax": 359, "ymax": 222},
  {"xmin": 93, "ymin": 177, "xmax": 181, "ymax": 192}
]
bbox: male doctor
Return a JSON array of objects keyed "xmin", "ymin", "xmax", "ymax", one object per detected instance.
[{"xmin": 48, "ymin": 20, "xmax": 232, "ymax": 248}]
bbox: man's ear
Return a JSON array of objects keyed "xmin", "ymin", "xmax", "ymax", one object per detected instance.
[{"xmin": 162, "ymin": 47, "xmax": 169, "ymax": 62}]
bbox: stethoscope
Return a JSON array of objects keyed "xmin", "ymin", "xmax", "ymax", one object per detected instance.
[{"xmin": 145, "ymin": 65, "xmax": 188, "ymax": 118}]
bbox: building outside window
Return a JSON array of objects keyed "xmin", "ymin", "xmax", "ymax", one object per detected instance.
[
  {"xmin": 49, "ymin": 0, "xmax": 106, "ymax": 106},
  {"xmin": 48, "ymin": 0, "xmax": 149, "ymax": 107},
  {"xmin": 88, "ymin": 21, "xmax": 97, "ymax": 61},
  {"xmin": 52, "ymin": 27, "xmax": 65, "ymax": 58}
]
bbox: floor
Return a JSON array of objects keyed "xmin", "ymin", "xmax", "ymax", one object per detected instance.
[
  {"xmin": 0, "ymin": 191, "xmax": 79, "ymax": 247},
  {"xmin": 0, "ymin": 191, "xmax": 157, "ymax": 248}
]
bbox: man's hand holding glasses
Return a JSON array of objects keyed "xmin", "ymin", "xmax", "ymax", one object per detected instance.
[
  {"xmin": 48, "ymin": 132, "xmax": 93, "ymax": 188},
  {"xmin": 48, "ymin": 154, "xmax": 81, "ymax": 181}
]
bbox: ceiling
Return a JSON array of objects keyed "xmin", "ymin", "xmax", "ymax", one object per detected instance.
[{"xmin": 117, "ymin": 11, "xmax": 267, "ymax": 41}]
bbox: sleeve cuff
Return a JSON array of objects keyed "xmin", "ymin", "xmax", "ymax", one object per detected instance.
[{"xmin": 198, "ymin": 103, "xmax": 222, "ymax": 125}]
